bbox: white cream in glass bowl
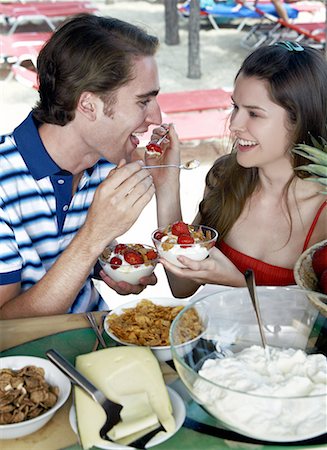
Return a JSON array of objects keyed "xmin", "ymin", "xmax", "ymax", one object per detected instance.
[{"xmin": 170, "ymin": 286, "xmax": 327, "ymax": 443}]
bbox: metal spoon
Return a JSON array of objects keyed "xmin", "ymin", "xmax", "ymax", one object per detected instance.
[
  {"xmin": 244, "ymin": 269, "xmax": 268, "ymax": 350},
  {"xmin": 143, "ymin": 159, "xmax": 200, "ymax": 170}
]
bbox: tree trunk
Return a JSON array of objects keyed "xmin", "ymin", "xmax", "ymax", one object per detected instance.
[
  {"xmin": 164, "ymin": 0, "xmax": 180, "ymax": 45},
  {"xmin": 187, "ymin": 0, "xmax": 201, "ymax": 79}
]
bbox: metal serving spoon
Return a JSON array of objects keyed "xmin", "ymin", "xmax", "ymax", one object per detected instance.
[
  {"xmin": 244, "ymin": 269, "xmax": 268, "ymax": 351},
  {"xmin": 143, "ymin": 159, "xmax": 200, "ymax": 170}
]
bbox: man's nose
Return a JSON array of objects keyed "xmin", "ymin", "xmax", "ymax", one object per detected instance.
[{"xmin": 147, "ymin": 99, "xmax": 162, "ymax": 125}]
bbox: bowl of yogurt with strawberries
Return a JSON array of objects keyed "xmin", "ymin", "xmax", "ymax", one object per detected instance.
[
  {"xmin": 151, "ymin": 221, "xmax": 218, "ymax": 268},
  {"xmin": 99, "ymin": 243, "xmax": 158, "ymax": 285}
]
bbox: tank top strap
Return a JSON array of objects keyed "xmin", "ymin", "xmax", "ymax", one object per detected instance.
[{"xmin": 302, "ymin": 200, "xmax": 327, "ymax": 251}]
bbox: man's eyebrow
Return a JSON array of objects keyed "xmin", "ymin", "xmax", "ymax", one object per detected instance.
[{"xmin": 136, "ymin": 89, "xmax": 160, "ymax": 99}]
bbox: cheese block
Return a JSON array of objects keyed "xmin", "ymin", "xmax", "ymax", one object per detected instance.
[{"xmin": 74, "ymin": 347, "xmax": 175, "ymax": 450}]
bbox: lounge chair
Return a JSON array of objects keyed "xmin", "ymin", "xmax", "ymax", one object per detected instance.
[
  {"xmin": 0, "ymin": 1, "xmax": 99, "ymax": 34},
  {"xmin": 178, "ymin": 0, "xmax": 299, "ymax": 30},
  {"xmin": 239, "ymin": 1, "xmax": 325, "ymax": 49},
  {"xmin": 0, "ymin": 31, "xmax": 51, "ymax": 63}
]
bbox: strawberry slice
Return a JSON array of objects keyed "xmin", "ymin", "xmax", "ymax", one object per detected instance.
[
  {"xmin": 172, "ymin": 221, "xmax": 190, "ymax": 236},
  {"xmin": 177, "ymin": 233, "xmax": 195, "ymax": 248},
  {"xmin": 114, "ymin": 244, "xmax": 127, "ymax": 254},
  {"xmin": 124, "ymin": 250, "xmax": 144, "ymax": 265},
  {"xmin": 109, "ymin": 256, "xmax": 122, "ymax": 269},
  {"xmin": 146, "ymin": 249, "xmax": 158, "ymax": 260},
  {"xmin": 146, "ymin": 142, "xmax": 162, "ymax": 154}
]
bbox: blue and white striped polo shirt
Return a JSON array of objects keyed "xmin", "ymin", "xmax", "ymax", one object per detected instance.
[{"xmin": 0, "ymin": 112, "xmax": 114, "ymax": 313}]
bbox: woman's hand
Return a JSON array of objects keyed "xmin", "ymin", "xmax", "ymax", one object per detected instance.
[
  {"xmin": 99, "ymin": 270, "xmax": 157, "ymax": 295},
  {"xmin": 160, "ymin": 247, "xmax": 246, "ymax": 287},
  {"xmin": 145, "ymin": 123, "xmax": 181, "ymax": 189}
]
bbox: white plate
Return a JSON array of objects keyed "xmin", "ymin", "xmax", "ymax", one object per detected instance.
[
  {"xmin": 104, "ymin": 298, "xmax": 190, "ymax": 362},
  {"xmin": 69, "ymin": 386, "xmax": 186, "ymax": 449}
]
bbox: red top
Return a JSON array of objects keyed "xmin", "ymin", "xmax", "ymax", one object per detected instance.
[{"xmin": 218, "ymin": 200, "xmax": 327, "ymax": 286}]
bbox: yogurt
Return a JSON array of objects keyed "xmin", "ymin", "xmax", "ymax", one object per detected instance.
[
  {"xmin": 152, "ymin": 222, "xmax": 218, "ymax": 268},
  {"xmin": 193, "ymin": 345, "xmax": 327, "ymax": 442},
  {"xmin": 99, "ymin": 243, "xmax": 158, "ymax": 285},
  {"xmin": 158, "ymin": 238, "xmax": 209, "ymax": 268}
]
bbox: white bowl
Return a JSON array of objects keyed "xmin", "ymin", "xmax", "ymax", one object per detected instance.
[
  {"xmin": 69, "ymin": 386, "xmax": 186, "ymax": 449},
  {"xmin": 104, "ymin": 298, "xmax": 205, "ymax": 362},
  {"xmin": 170, "ymin": 286, "xmax": 327, "ymax": 443},
  {"xmin": 99, "ymin": 243, "xmax": 158, "ymax": 285},
  {"xmin": 0, "ymin": 356, "xmax": 71, "ymax": 439},
  {"xmin": 152, "ymin": 224, "xmax": 218, "ymax": 268}
]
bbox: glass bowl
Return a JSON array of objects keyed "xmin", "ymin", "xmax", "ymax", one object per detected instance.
[
  {"xmin": 170, "ymin": 286, "xmax": 327, "ymax": 443},
  {"xmin": 99, "ymin": 243, "xmax": 158, "ymax": 285},
  {"xmin": 151, "ymin": 223, "xmax": 218, "ymax": 268}
]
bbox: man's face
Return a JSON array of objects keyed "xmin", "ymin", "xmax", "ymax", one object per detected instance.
[{"xmin": 92, "ymin": 56, "xmax": 162, "ymax": 164}]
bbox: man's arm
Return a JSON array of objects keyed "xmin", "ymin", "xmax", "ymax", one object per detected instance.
[{"xmin": 0, "ymin": 162, "xmax": 155, "ymax": 318}]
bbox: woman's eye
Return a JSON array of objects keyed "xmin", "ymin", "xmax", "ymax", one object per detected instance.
[
  {"xmin": 249, "ymin": 111, "xmax": 258, "ymax": 117},
  {"xmin": 140, "ymin": 99, "xmax": 150, "ymax": 106},
  {"xmin": 231, "ymin": 102, "xmax": 238, "ymax": 110}
]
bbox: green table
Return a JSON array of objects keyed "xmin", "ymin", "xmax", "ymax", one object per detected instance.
[{"xmin": 2, "ymin": 326, "xmax": 326, "ymax": 450}]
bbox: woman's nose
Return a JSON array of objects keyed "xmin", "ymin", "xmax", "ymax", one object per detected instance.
[{"xmin": 229, "ymin": 110, "xmax": 246, "ymax": 133}]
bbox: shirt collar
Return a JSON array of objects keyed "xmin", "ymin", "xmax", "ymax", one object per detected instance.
[
  {"xmin": 13, "ymin": 111, "xmax": 61, "ymax": 180},
  {"xmin": 13, "ymin": 111, "xmax": 96, "ymax": 179}
]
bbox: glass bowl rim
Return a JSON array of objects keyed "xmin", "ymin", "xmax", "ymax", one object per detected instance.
[
  {"xmin": 99, "ymin": 243, "xmax": 159, "ymax": 266},
  {"xmin": 169, "ymin": 286, "xmax": 327, "ymax": 400},
  {"xmin": 151, "ymin": 224, "xmax": 219, "ymax": 246}
]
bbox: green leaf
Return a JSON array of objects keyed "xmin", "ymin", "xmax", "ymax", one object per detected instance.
[
  {"xmin": 305, "ymin": 177, "xmax": 327, "ymax": 186},
  {"xmin": 293, "ymin": 146, "xmax": 327, "ymax": 165},
  {"xmin": 296, "ymin": 164, "xmax": 327, "ymax": 177}
]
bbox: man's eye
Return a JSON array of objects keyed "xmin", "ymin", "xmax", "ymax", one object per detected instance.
[
  {"xmin": 231, "ymin": 101, "xmax": 238, "ymax": 110},
  {"xmin": 140, "ymin": 99, "xmax": 150, "ymax": 106},
  {"xmin": 249, "ymin": 111, "xmax": 258, "ymax": 117}
]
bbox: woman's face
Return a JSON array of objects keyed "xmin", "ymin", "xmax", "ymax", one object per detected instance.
[{"xmin": 229, "ymin": 74, "xmax": 294, "ymax": 171}]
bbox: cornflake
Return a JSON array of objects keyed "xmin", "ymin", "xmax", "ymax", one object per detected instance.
[
  {"xmin": 106, "ymin": 299, "xmax": 203, "ymax": 346},
  {"xmin": 0, "ymin": 366, "xmax": 59, "ymax": 425}
]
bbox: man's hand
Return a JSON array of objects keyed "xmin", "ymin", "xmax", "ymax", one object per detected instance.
[
  {"xmin": 99, "ymin": 270, "xmax": 157, "ymax": 295},
  {"xmin": 82, "ymin": 160, "xmax": 155, "ymax": 255}
]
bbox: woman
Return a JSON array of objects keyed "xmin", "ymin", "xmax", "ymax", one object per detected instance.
[{"xmin": 151, "ymin": 41, "xmax": 327, "ymax": 298}]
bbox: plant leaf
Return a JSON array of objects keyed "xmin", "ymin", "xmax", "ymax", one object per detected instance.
[{"xmin": 296, "ymin": 164, "xmax": 327, "ymax": 177}]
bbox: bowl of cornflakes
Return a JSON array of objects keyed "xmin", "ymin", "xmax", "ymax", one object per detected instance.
[
  {"xmin": 99, "ymin": 243, "xmax": 159, "ymax": 285},
  {"xmin": 0, "ymin": 356, "xmax": 71, "ymax": 439},
  {"xmin": 104, "ymin": 298, "xmax": 207, "ymax": 362}
]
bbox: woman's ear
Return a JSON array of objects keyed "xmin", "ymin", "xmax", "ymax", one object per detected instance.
[{"xmin": 77, "ymin": 92, "xmax": 97, "ymax": 120}]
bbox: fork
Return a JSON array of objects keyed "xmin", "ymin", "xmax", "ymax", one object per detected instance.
[
  {"xmin": 85, "ymin": 311, "xmax": 107, "ymax": 349},
  {"xmin": 46, "ymin": 349, "xmax": 165, "ymax": 449},
  {"xmin": 46, "ymin": 349, "xmax": 122, "ymax": 441}
]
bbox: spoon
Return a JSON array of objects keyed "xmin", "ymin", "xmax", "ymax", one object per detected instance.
[
  {"xmin": 143, "ymin": 159, "xmax": 200, "ymax": 170},
  {"xmin": 244, "ymin": 269, "xmax": 268, "ymax": 351}
]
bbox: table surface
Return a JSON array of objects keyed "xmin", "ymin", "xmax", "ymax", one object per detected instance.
[{"xmin": 1, "ymin": 312, "xmax": 326, "ymax": 450}]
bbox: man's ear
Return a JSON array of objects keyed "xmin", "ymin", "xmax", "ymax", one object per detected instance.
[{"xmin": 77, "ymin": 92, "xmax": 97, "ymax": 120}]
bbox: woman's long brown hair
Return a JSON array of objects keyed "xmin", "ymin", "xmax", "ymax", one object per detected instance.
[{"xmin": 199, "ymin": 44, "xmax": 327, "ymax": 242}]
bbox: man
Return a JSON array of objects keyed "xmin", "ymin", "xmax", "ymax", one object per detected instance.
[{"xmin": 0, "ymin": 14, "xmax": 163, "ymax": 318}]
